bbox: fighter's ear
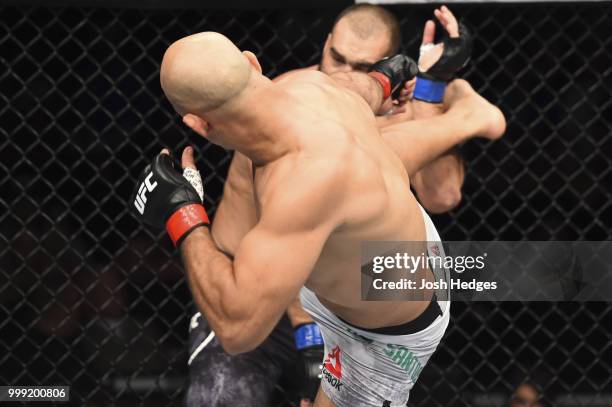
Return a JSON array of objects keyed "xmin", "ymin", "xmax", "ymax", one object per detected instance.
[
  {"xmin": 242, "ymin": 51, "xmax": 262, "ymax": 74},
  {"xmin": 183, "ymin": 114, "xmax": 210, "ymax": 138}
]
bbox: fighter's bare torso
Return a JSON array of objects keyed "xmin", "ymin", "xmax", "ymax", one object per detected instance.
[{"xmin": 251, "ymin": 70, "xmax": 432, "ymax": 328}]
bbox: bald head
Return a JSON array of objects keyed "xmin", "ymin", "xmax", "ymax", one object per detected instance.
[{"xmin": 160, "ymin": 32, "xmax": 252, "ymax": 116}]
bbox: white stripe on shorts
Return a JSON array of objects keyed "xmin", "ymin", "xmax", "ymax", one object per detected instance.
[{"xmin": 188, "ymin": 330, "xmax": 216, "ymax": 366}]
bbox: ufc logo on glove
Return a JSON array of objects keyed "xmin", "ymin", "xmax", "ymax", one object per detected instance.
[
  {"xmin": 134, "ymin": 172, "xmax": 158, "ymax": 214},
  {"xmin": 130, "ymin": 152, "xmax": 209, "ymax": 247}
]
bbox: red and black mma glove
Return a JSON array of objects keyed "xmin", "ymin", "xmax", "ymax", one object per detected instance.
[
  {"xmin": 368, "ymin": 54, "xmax": 419, "ymax": 100},
  {"xmin": 294, "ymin": 323, "xmax": 325, "ymax": 402},
  {"xmin": 414, "ymin": 22, "xmax": 473, "ymax": 104},
  {"xmin": 131, "ymin": 153, "xmax": 209, "ymax": 247}
]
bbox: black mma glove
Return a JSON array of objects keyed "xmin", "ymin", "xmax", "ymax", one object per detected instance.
[
  {"xmin": 414, "ymin": 22, "xmax": 473, "ymax": 103},
  {"xmin": 131, "ymin": 152, "xmax": 209, "ymax": 246},
  {"xmin": 368, "ymin": 54, "xmax": 418, "ymax": 100},
  {"xmin": 294, "ymin": 323, "xmax": 324, "ymax": 402}
]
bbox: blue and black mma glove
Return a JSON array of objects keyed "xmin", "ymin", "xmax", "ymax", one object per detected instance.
[
  {"xmin": 414, "ymin": 22, "xmax": 473, "ymax": 104},
  {"xmin": 131, "ymin": 152, "xmax": 209, "ymax": 247},
  {"xmin": 294, "ymin": 323, "xmax": 325, "ymax": 402}
]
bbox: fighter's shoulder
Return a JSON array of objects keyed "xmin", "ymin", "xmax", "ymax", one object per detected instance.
[
  {"xmin": 260, "ymin": 155, "xmax": 351, "ymax": 214},
  {"xmin": 279, "ymin": 153, "xmax": 351, "ymax": 187},
  {"xmin": 273, "ymin": 65, "xmax": 321, "ymax": 84},
  {"xmin": 274, "ymin": 69, "xmax": 332, "ymax": 93}
]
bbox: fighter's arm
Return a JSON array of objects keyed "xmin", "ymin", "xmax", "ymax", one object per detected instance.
[
  {"xmin": 186, "ymin": 70, "xmax": 323, "ymax": 330},
  {"xmin": 181, "ymin": 164, "xmax": 342, "ymax": 355},
  {"xmin": 210, "ymin": 151, "xmax": 256, "ymax": 254},
  {"xmin": 208, "ymin": 65, "xmax": 321, "ymax": 254},
  {"xmin": 328, "ymin": 71, "xmax": 385, "ymax": 113},
  {"xmin": 375, "ymin": 91, "xmax": 469, "ymax": 211},
  {"xmin": 406, "ymin": 15, "xmax": 465, "ymax": 211},
  {"xmin": 410, "ymin": 151, "xmax": 464, "ymax": 213}
]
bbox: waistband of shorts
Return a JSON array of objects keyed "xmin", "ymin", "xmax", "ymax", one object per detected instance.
[{"xmin": 336, "ymin": 294, "xmax": 443, "ymax": 336}]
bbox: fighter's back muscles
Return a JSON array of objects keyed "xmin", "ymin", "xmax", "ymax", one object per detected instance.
[
  {"xmin": 182, "ymin": 67, "xmax": 411, "ymax": 354},
  {"xmin": 212, "ymin": 68, "xmax": 331, "ymax": 257},
  {"xmin": 212, "ymin": 69, "xmax": 380, "ymax": 256}
]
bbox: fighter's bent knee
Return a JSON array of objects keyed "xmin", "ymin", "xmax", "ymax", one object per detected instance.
[
  {"xmin": 313, "ymin": 386, "xmax": 337, "ymax": 407},
  {"xmin": 422, "ymin": 186, "xmax": 462, "ymax": 214}
]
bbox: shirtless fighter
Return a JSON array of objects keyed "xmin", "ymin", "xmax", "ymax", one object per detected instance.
[
  {"xmin": 131, "ymin": 31, "xmax": 504, "ymax": 406},
  {"xmin": 182, "ymin": 6, "xmax": 503, "ymax": 406}
]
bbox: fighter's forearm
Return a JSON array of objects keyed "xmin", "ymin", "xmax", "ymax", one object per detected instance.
[
  {"xmin": 329, "ymin": 71, "xmax": 384, "ymax": 112},
  {"xmin": 181, "ymin": 226, "xmax": 254, "ymax": 353},
  {"xmin": 411, "ymin": 149, "xmax": 465, "ymax": 213}
]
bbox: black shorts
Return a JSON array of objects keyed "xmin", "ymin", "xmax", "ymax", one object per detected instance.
[{"xmin": 185, "ymin": 311, "xmax": 298, "ymax": 407}]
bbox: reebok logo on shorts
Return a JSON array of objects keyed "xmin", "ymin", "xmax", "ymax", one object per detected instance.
[
  {"xmin": 324, "ymin": 346, "xmax": 342, "ymax": 379},
  {"xmin": 322, "ymin": 345, "xmax": 343, "ymax": 390}
]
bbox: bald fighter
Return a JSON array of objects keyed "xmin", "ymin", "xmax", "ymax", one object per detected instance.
[
  {"xmin": 180, "ymin": 6, "xmax": 502, "ymax": 406},
  {"xmin": 192, "ymin": 7, "xmax": 499, "ymax": 405},
  {"xmin": 132, "ymin": 31, "xmax": 504, "ymax": 406}
]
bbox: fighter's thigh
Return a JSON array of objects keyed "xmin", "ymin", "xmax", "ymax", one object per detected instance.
[
  {"xmin": 314, "ymin": 386, "xmax": 337, "ymax": 407},
  {"xmin": 185, "ymin": 313, "xmax": 278, "ymax": 407}
]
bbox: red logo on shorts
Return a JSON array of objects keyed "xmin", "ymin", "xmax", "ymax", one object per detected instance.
[{"xmin": 323, "ymin": 346, "xmax": 342, "ymax": 379}]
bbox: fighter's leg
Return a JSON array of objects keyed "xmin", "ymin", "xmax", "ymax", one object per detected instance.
[
  {"xmin": 185, "ymin": 312, "xmax": 297, "ymax": 407},
  {"xmin": 380, "ymin": 79, "xmax": 505, "ymax": 177},
  {"xmin": 313, "ymin": 386, "xmax": 337, "ymax": 407},
  {"xmin": 412, "ymin": 148, "xmax": 465, "ymax": 213}
]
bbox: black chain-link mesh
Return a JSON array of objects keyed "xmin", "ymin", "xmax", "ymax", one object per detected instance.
[{"xmin": 1, "ymin": 2, "xmax": 611, "ymax": 406}]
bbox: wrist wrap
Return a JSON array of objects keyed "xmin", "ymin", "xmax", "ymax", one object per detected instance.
[
  {"xmin": 413, "ymin": 76, "xmax": 447, "ymax": 103},
  {"xmin": 368, "ymin": 71, "xmax": 392, "ymax": 100},
  {"xmin": 294, "ymin": 323, "xmax": 324, "ymax": 350},
  {"xmin": 166, "ymin": 205, "xmax": 209, "ymax": 247}
]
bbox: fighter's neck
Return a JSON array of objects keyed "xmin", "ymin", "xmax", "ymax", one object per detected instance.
[
  {"xmin": 213, "ymin": 105, "xmax": 294, "ymax": 166},
  {"xmin": 237, "ymin": 136, "xmax": 291, "ymax": 167}
]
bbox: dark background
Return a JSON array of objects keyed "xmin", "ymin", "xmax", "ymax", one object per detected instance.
[{"xmin": 0, "ymin": 1, "xmax": 611, "ymax": 406}]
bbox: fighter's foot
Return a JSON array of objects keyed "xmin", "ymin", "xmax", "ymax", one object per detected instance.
[{"xmin": 445, "ymin": 79, "xmax": 506, "ymax": 140}]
